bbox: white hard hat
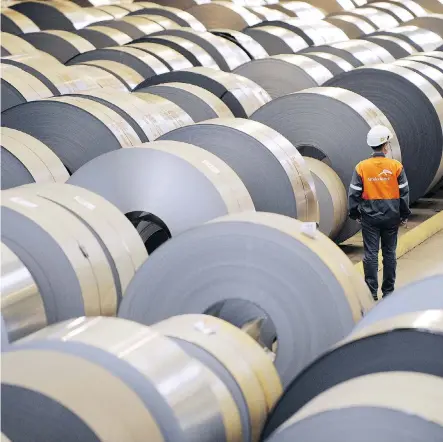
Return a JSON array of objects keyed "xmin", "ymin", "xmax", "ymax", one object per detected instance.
[{"xmin": 367, "ymin": 125, "xmax": 393, "ymax": 147}]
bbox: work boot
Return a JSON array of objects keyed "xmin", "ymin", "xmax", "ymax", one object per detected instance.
[{"xmin": 382, "ymin": 292, "xmax": 393, "ymax": 298}]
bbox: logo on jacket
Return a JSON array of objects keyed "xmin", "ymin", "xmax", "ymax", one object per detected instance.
[{"xmin": 368, "ymin": 169, "xmax": 393, "ymax": 182}]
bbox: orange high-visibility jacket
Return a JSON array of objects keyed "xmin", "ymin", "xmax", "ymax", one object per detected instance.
[{"xmin": 348, "ymin": 152, "xmax": 411, "ymax": 224}]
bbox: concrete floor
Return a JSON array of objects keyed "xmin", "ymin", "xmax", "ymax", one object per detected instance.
[{"xmin": 340, "ymin": 184, "xmax": 443, "ymax": 292}]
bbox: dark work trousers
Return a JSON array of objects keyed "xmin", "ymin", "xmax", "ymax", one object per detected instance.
[{"xmin": 361, "ymin": 219, "xmax": 399, "ymax": 298}]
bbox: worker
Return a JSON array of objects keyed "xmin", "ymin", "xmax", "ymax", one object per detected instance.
[{"xmin": 348, "ymin": 125, "xmax": 411, "ymax": 300}]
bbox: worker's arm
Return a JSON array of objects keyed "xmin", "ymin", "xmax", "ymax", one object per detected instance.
[
  {"xmin": 397, "ymin": 166, "xmax": 411, "ymax": 221},
  {"xmin": 348, "ymin": 166, "xmax": 363, "ymax": 220}
]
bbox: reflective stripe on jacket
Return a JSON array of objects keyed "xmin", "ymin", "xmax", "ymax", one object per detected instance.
[{"xmin": 348, "ymin": 152, "xmax": 411, "ymax": 224}]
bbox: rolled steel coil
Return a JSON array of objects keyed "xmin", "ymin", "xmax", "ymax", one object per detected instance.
[
  {"xmin": 119, "ymin": 212, "xmax": 373, "ymax": 387},
  {"xmin": 9, "ymin": 1, "xmax": 103, "ymax": 30},
  {"xmin": 412, "ymin": 0, "xmax": 443, "ymax": 12},
  {"xmin": 370, "ymin": 25, "xmax": 443, "ymax": 51},
  {"xmin": 305, "ymin": 0, "xmax": 355, "ymax": 14},
  {"xmin": 362, "ymin": 34, "xmax": 418, "ymax": 58},
  {"xmin": 1, "ymin": 32, "xmax": 37, "ymax": 56},
  {"xmin": 242, "ymin": 26, "xmax": 310, "ymax": 55},
  {"xmin": 301, "ymin": 39, "xmax": 395, "ymax": 66},
  {"xmin": 76, "ymin": 25, "xmax": 133, "ymax": 47},
  {"xmin": 68, "ymin": 141, "xmax": 254, "ymax": 245},
  {"xmin": 153, "ymin": 314, "xmax": 283, "ymax": 442},
  {"xmin": 80, "ymin": 6, "xmax": 114, "ymax": 23},
  {"xmin": 137, "ymin": 82, "xmax": 234, "ymax": 121},
  {"xmin": 405, "ymin": 53, "xmax": 443, "ymax": 73},
  {"xmin": 1, "ymin": 8, "xmax": 39, "ymax": 34},
  {"xmin": 79, "ymin": 59, "xmax": 145, "ymax": 90},
  {"xmin": 1, "ymin": 191, "xmax": 119, "ymax": 321},
  {"xmin": 264, "ymin": 311, "xmax": 443, "ymax": 440},
  {"xmin": 336, "ymin": 7, "xmax": 401, "ymax": 29},
  {"xmin": 74, "ymin": 88, "xmax": 193, "ymax": 142},
  {"xmin": 67, "ymin": 46, "xmax": 170, "ymax": 80},
  {"xmin": 1, "ymin": 127, "xmax": 69, "ymax": 189},
  {"xmin": 131, "ymin": 13, "xmax": 182, "ymax": 31},
  {"xmin": 1, "ymin": 242, "xmax": 46, "ymax": 343},
  {"xmin": 233, "ymin": 55, "xmax": 333, "ymax": 99},
  {"xmin": 93, "ymin": 5, "xmax": 130, "ymax": 19},
  {"xmin": 86, "ymin": 18, "xmax": 146, "ymax": 40},
  {"xmin": 126, "ymin": 41, "xmax": 194, "ymax": 70},
  {"xmin": 211, "ymin": 29, "xmax": 269, "ymax": 60},
  {"xmin": 1, "ymin": 63, "xmax": 54, "ymax": 112},
  {"xmin": 303, "ymin": 157, "xmax": 347, "ymax": 240},
  {"xmin": 251, "ymin": 86, "xmax": 401, "ymax": 242},
  {"xmin": 325, "ymin": 14, "xmax": 377, "ymax": 38},
  {"xmin": 2, "ymin": 316, "xmax": 242, "ymax": 442},
  {"xmin": 139, "ymin": 34, "xmax": 220, "ymax": 69},
  {"xmin": 325, "ymin": 65, "xmax": 443, "ymax": 202},
  {"xmin": 267, "ymin": 371, "xmax": 443, "ymax": 441},
  {"xmin": 418, "ymin": 50, "xmax": 443, "ymax": 61},
  {"xmin": 267, "ymin": 2, "xmax": 326, "ymax": 21},
  {"xmin": 368, "ymin": 1, "xmax": 416, "ymax": 22},
  {"xmin": 21, "ymin": 30, "xmax": 96, "ymax": 63},
  {"xmin": 302, "ymin": 52, "xmax": 355, "ymax": 75},
  {"xmin": 129, "ymin": 5, "xmax": 206, "ymax": 31},
  {"xmin": 380, "ymin": 0, "xmax": 428, "ymax": 17},
  {"xmin": 149, "ymin": 29, "xmax": 250, "ymax": 71},
  {"xmin": 147, "ymin": 0, "xmax": 210, "ymax": 8},
  {"xmin": 1, "ymin": 96, "xmax": 144, "ymax": 172},
  {"xmin": 405, "ymin": 14, "xmax": 443, "ymax": 38},
  {"xmin": 252, "ymin": 18, "xmax": 349, "ymax": 46},
  {"xmin": 186, "ymin": 2, "xmax": 261, "ymax": 31},
  {"xmin": 118, "ymin": 15, "xmax": 168, "ymax": 35},
  {"xmin": 65, "ymin": 64, "xmax": 129, "ymax": 91},
  {"xmin": 136, "ymin": 67, "xmax": 271, "ymax": 117},
  {"xmin": 354, "ymin": 274, "xmax": 443, "ymax": 331},
  {"xmin": 159, "ymin": 118, "xmax": 318, "ymax": 221}
]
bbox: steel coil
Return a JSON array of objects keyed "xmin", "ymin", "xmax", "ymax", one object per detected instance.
[
  {"xmin": 129, "ymin": 6, "xmax": 206, "ymax": 31},
  {"xmin": 1, "ymin": 127, "xmax": 69, "ymax": 189},
  {"xmin": 118, "ymin": 15, "xmax": 169, "ymax": 35},
  {"xmin": 80, "ymin": 60, "xmax": 145, "ymax": 90},
  {"xmin": 93, "ymin": 5, "xmax": 129, "ymax": 19},
  {"xmin": 2, "ymin": 316, "xmax": 240, "ymax": 442},
  {"xmin": 139, "ymin": 34, "xmax": 220, "ymax": 69},
  {"xmin": 67, "ymin": 46, "xmax": 169, "ymax": 80},
  {"xmin": 149, "ymin": 29, "xmax": 250, "ymax": 71},
  {"xmin": 153, "ymin": 314, "xmax": 283, "ymax": 442},
  {"xmin": 371, "ymin": 25, "xmax": 443, "ymax": 51},
  {"xmin": 325, "ymin": 65, "xmax": 443, "ymax": 202},
  {"xmin": 383, "ymin": 0, "xmax": 428, "ymax": 17},
  {"xmin": 66, "ymin": 64, "xmax": 129, "ymax": 91},
  {"xmin": 1, "ymin": 32, "xmax": 37, "ymax": 56},
  {"xmin": 9, "ymin": 1, "xmax": 102, "ymax": 30},
  {"xmin": 211, "ymin": 29, "xmax": 268, "ymax": 60},
  {"xmin": 405, "ymin": 14, "xmax": 443, "ymax": 37},
  {"xmin": 68, "ymin": 141, "xmax": 254, "ymax": 245},
  {"xmin": 268, "ymin": 2, "xmax": 325, "ymax": 20},
  {"xmin": 132, "ymin": 13, "xmax": 182, "ymax": 30},
  {"xmin": 74, "ymin": 88, "xmax": 193, "ymax": 142},
  {"xmin": 136, "ymin": 67, "xmax": 271, "ymax": 117},
  {"xmin": 1, "ymin": 242, "xmax": 46, "ymax": 343},
  {"xmin": 369, "ymin": 1, "xmax": 415, "ymax": 22},
  {"xmin": 160, "ymin": 118, "xmax": 318, "ymax": 221},
  {"xmin": 305, "ymin": 0, "xmax": 355, "ymax": 13},
  {"xmin": 354, "ymin": 274, "xmax": 443, "ymax": 331},
  {"xmin": 186, "ymin": 2, "xmax": 261, "ymax": 30},
  {"xmin": 242, "ymin": 26, "xmax": 310, "ymax": 55},
  {"xmin": 263, "ymin": 309, "xmax": 443, "ymax": 438},
  {"xmin": 252, "ymin": 86, "xmax": 401, "ymax": 242},
  {"xmin": 362, "ymin": 34, "xmax": 417, "ymax": 58},
  {"xmin": 252, "ymin": 18, "xmax": 349, "ymax": 46},
  {"xmin": 233, "ymin": 55, "xmax": 333, "ymax": 99},
  {"xmin": 21, "ymin": 30, "xmax": 96, "ymax": 63},
  {"xmin": 267, "ymin": 371, "xmax": 443, "ymax": 441},
  {"xmin": 302, "ymin": 52, "xmax": 355, "ymax": 75},
  {"xmin": 76, "ymin": 25, "xmax": 133, "ymax": 47},
  {"xmin": 1, "ymin": 63, "xmax": 54, "ymax": 112},
  {"xmin": 344, "ymin": 7, "xmax": 401, "ymax": 29},
  {"xmin": 325, "ymin": 14, "xmax": 377, "ymax": 38},
  {"xmin": 413, "ymin": 0, "xmax": 443, "ymax": 12},
  {"xmin": 303, "ymin": 157, "xmax": 347, "ymax": 240},
  {"xmin": 1, "ymin": 8, "xmax": 39, "ymax": 34},
  {"xmin": 1, "ymin": 191, "xmax": 118, "ymax": 322},
  {"xmin": 406, "ymin": 53, "xmax": 443, "ymax": 72},
  {"xmin": 137, "ymin": 82, "xmax": 234, "ymax": 121},
  {"xmin": 126, "ymin": 41, "xmax": 194, "ymax": 70},
  {"xmin": 1, "ymin": 96, "xmax": 145, "ymax": 172},
  {"xmin": 88, "ymin": 19, "xmax": 146, "ymax": 40},
  {"xmin": 119, "ymin": 212, "xmax": 373, "ymax": 387}
]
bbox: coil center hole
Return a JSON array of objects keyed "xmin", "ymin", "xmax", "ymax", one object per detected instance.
[
  {"xmin": 126, "ymin": 211, "xmax": 171, "ymax": 254},
  {"xmin": 297, "ymin": 144, "xmax": 332, "ymax": 167}
]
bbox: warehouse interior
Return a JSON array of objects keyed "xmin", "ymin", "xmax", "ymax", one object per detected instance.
[{"xmin": 1, "ymin": 0, "xmax": 443, "ymax": 440}]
